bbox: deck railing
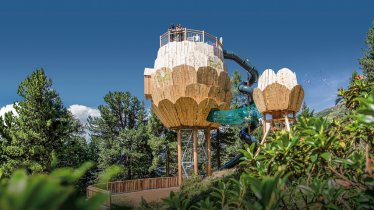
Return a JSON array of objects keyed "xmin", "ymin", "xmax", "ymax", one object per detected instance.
[{"xmin": 160, "ymin": 28, "xmax": 223, "ymax": 48}]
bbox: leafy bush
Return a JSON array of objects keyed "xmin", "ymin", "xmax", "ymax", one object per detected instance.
[
  {"xmin": 0, "ymin": 162, "xmax": 105, "ymax": 210},
  {"xmin": 0, "ymin": 162, "xmax": 124, "ymax": 210},
  {"xmin": 336, "ymin": 72, "xmax": 372, "ymax": 110}
]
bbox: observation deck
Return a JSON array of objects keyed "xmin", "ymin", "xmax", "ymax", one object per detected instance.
[{"xmin": 159, "ymin": 28, "xmax": 223, "ymax": 49}]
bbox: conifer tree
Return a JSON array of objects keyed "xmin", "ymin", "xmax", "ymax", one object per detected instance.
[
  {"xmin": 88, "ymin": 91, "xmax": 152, "ymax": 180},
  {"xmin": 0, "ymin": 69, "xmax": 79, "ymax": 176},
  {"xmin": 299, "ymin": 102, "xmax": 314, "ymax": 119},
  {"xmin": 147, "ymin": 113, "xmax": 177, "ymax": 177},
  {"xmin": 359, "ymin": 20, "xmax": 374, "ymax": 83},
  {"xmin": 231, "ymin": 70, "xmax": 246, "ymax": 108}
]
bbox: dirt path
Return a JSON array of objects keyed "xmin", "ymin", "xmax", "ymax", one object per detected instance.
[{"xmin": 111, "ymin": 187, "xmax": 179, "ymax": 208}]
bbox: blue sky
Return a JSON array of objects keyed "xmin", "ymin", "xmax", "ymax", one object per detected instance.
[{"xmin": 0, "ymin": 0, "xmax": 373, "ymax": 113}]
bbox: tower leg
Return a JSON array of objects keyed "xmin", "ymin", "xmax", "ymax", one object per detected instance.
[
  {"xmin": 177, "ymin": 128, "xmax": 182, "ymax": 185},
  {"xmin": 193, "ymin": 127, "xmax": 198, "ymax": 175},
  {"xmin": 263, "ymin": 113, "xmax": 267, "ymax": 138},
  {"xmin": 285, "ymin": 113, "xmax": 290, "ymax": 132},
  {"xmin": 206, "ymin": 127, "xmax": 211, "ymax": 176}
]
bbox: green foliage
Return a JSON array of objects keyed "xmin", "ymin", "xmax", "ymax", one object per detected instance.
[
  {"xmin": 314, "ymin": 104, "xmax": 347, "ymax": 119},
  {"xmin": 162, "ymin": 191, "xmax": 190, "ymax": 210},
  {"xmin": 147, "ymin": 113, "xmax": 177, "ymax": 176},
  {"xmin": 162, "ymin": 100, "xmax": 374, "ymax": 209},
  {"xmin": 0, "ymin": 162, "xmax": 110, "ymax": 210},
  {"xmin": 212, "ymin": 126, "xmax": 243, "ymax": 169},
  {"xmin": 244, "ymin": 174, "xmax": 286, "ymax": 210},
  {"xmin": 357, "ymin": 89, "xmax": 374, "ymax": 125},
  {"xmin": 359, "ymin": 20, "xmax": 374, "ymax": 83},
  {"xmin": 191, "ymin": 197, "xmax": 217, "ymax": 210},
  {"xmin": 0, "ymin": 69, "xmax": 80, "ymax": 176},
  {"xmin": 164, "ymin": 171, "xmax": 287, "ymax": 210},
  {"xmin": 231, "ymin": 70, "xmax": 245, "ymax": 108},
  {"xmin": 337, "ymin": 71, "xmax": 372, "ymax": 110},
  {"xmin": 88, "ymin": 91, "xmax": 152, "ymax": 180},
  {"xmin": 298, "ymin": 102, "xmax": 314, "ymax": 119}
]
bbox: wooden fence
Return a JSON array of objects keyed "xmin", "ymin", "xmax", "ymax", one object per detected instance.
[
  {"xmin": 86, "ymin": 176, "xmax": 178, "ymax": 209},
  {"xmin": 105, "ymin": 176, "xmax": 178, "ymax": 194}
]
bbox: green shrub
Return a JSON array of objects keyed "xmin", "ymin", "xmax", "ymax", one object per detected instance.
[{"xmin": 0, "ymin": 163, "xmax": 124, "ymax": 210}]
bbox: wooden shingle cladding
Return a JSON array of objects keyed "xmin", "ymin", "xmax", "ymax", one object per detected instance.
[
  {"xmin": 253, "ymin": 68, "xmax": 304, "ymax": 132},
  {"xmin": 253, "ymin": 83, "xmax": 304, "ymax": 114},
  {"xmin": 150, "ymin": 64, "xmax": 231, "ymax": 129}
]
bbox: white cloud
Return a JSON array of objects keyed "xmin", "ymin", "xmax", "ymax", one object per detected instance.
[
  {"xmin": 0, "ymin": 104, "xmax": 99, "ymax": 140},
  {"xmin": 0, "ymin": 104, "xmax": 18, "ymax": 118},
  {"xmin": 68, "ymin": 104, "xmax": 100, "ymax": 126},
  {"xmin": 0, "ymin": 104, "xmax": 100, "ymax": 125}
]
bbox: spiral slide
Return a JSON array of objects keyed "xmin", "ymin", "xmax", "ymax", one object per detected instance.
[{"xmin": 207, "ymin": 50, "xmax": 260, "ymax": 170}]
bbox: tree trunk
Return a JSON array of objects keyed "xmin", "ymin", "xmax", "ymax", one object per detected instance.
[
  {"xmin": 166, "ymin": 144, "xmax": 170, "ymax": 177},
  {"xmin": 127, "ymin": 156, "xmax": 132, "ymax": 179}
]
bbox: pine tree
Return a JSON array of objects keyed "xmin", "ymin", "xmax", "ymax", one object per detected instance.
[
  {"xmin": 359, "ymin": 20, "xmax": 374, "ymax": 83},
  {"xmin": 147, "ymin": 113, "xmax": 177, "ymax": 177},
  {"xmin": 299, "ymin": 102, "xmax": 314, "ymax": 119},
  {"xmin": 231, "ymin": 70, "xmax": 247, "ymax": 108},
  {"xmin": 88, "ymin": 91, "xmax": 152, "ymax": 180},
  {"xmin": 0, "ymin": 69, "xmax": 79, "ymax": 176},
  {"xmin": 211, "ymin": 126, "xmax": 241, "ymax": 169}
]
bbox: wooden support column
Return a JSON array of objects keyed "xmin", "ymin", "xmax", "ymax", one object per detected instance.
[
  {"xmin": 193, "ymin": 127, "xmax": 198, "ymax": 175},
  {"xmin": 263, "ymin": 113, "xmax": 267, "ymax": 136},
  {"xmin": 284, "ymin": 114, "xmax": 290, "ymax": 132},
  {"xmin": 177, "ymin": 128, "xmax": 182, "ymax": 185},
  {"xmin": 206, "ymin": 127, "xmax": 211, "ymax": 176}
]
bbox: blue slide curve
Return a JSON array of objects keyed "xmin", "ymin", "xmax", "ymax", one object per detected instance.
[{"xmin": 207, "ymin": 50, "xmax": 260, "ymax": 170}]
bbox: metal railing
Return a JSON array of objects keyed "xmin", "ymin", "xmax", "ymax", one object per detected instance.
[{"xmin": 160, "ymin": 28, "xmax": 223, "ymax": 48}]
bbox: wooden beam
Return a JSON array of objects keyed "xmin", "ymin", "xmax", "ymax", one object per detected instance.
[
  {"xmin": 256, "ymin": 125, "xmax": 271, "ymax": 157},
  {"xmin": 263, "ymin": 113, "xmax": 267, "ymax": 135},
  {"xmin": 193, "ymin": 127, "xmax": 198, "ymax": 175},
  {"xmin": 177, "ymin": 128, "xmax": 182, "ymax": 185},
  {"xmin": 285, "ymin": 114, "xmax": 290, "ymax": 132},
  {"xmin": 206, "ymin": 127, "xmax": 211, "ymax": 176}
]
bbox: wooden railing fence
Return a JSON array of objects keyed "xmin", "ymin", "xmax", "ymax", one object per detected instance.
[
  {"xmin": 106, "ymin": 176, "xmax": 178, "ymax": 194},
  {"xmin": 86, "ymin": 176, "xmax": 178, "ymax": 209}
]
